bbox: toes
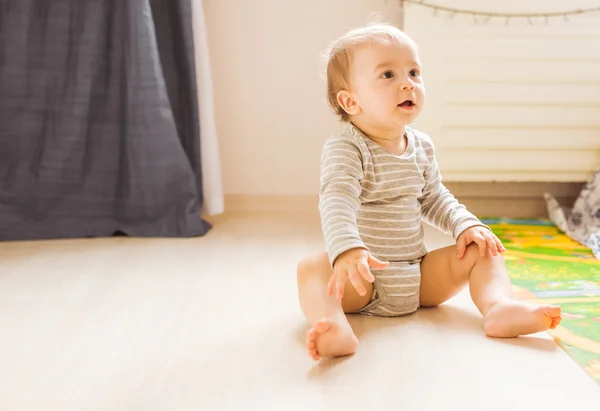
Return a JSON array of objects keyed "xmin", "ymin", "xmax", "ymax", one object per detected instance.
[
  {"xmin": 307, "ymin": 328, "xmax": 322, "ymax": 360},
  {"xmin": 306, "ymin": 320, "xmax": 333, "ymax": 361},
  {"xmin": 307, "ymin": 341, "xmax": 320, "ymax": 360},
  {"xmin": 544, "ymin": 305, "xmax": 562, "ymax": 317},
  {"xmin": 543, "ymin": 305, "xmax": 562, "ymax": 330},
  {"xmin": 307, "ymin": 329, "xmax": 318, "ymax": 346}
]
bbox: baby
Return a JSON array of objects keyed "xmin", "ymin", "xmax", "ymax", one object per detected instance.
[{"xmin": 296, "ymin": 23, "xmax": 562, "ymax": 361}]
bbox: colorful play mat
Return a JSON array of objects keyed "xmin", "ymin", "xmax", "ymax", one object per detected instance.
[{"xmin": 483, "ymin": 218, "xmax": 600, "ymax": 385}]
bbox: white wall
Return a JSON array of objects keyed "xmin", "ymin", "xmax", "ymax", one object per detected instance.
[
  {"xmin": 204, "ymin": 0, "xmax": 402, "ymax": 196},
  {"xmin": 204, "ymin": 0, "xmax": 600, "ymax": 195}
]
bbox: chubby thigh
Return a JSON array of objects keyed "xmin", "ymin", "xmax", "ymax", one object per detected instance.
[{"xmin": 419, "ymin": 244, "xmax": 476, "ymax": 307}]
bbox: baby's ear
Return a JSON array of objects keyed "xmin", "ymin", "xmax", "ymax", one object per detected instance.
[{"xmin": 336, "ymin": 90, "xmax": 361, "ymax": 116}]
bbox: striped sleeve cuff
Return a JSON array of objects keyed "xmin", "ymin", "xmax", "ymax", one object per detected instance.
[{"xmin": 328, "ymin": 238, "xmax": 368, "ymax": 268}]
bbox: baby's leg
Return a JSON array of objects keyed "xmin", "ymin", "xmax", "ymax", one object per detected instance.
[
  {"xmin": 297, "ymin": 252, "xmax": 372, "ymax": 360},
  {"xmin": 419, "ymin": 244, "xmax": 561, "ymax": 338}
]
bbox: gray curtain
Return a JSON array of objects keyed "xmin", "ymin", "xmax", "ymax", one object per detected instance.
[{"xmin": 0, "ymin": 0, "xmax": 211, "ymax": 240}]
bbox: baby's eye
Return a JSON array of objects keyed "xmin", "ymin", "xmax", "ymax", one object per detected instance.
[
  {"xmin": 381, "ymin": 70, "xmax": 395, "ymax": 79},
  {"xmin": 410, "ymin": 69, "xmax": 420, "ymax": 77}
]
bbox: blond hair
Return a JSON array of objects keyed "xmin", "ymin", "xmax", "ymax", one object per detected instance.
[{"xmin": 324, "ymin": 23, "xmax": 416, "ymax": 122}]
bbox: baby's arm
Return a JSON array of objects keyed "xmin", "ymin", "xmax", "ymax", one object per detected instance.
[
  {"xmin": 319, "ymin": 136, "xmax": 388, "ymax": 298},
  {"xmin": 419, "ymin": 155, "xmax": 481, "ymax": 238},
  {"xmin": 319, "ymin": 137, "xmax": 366, "ymax": 266},
  {"xmin": 418, "ymin": 137, "xmax": 503, "ymax": 255}
]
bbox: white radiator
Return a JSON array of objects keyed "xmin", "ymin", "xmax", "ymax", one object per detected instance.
[{"xmin": 405, "ymin": 0, "xmax": 600, "ymax": 182}]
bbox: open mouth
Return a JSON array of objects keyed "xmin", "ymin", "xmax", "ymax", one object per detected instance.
[{"xmin": 398, "ymin": 100, "xmax": 414, "ymax": 107}]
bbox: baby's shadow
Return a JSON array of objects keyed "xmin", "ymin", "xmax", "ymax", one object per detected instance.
[
  {"xmin": 297, "ymin": 303, "xmax": 559, "ymax": 376},
  {"xmin": 418, "ymin": 303, "xmax": 482, "ymax": 333},
  {"xmin": 297, "ymin": 313, "xmax": 418, "ymax": 379},
  {"xmin": 418, "ymin": 303, "xmax": 560, "ymax": 352},
  {"xmin": 293, "ymin": 312, "xmax": 405, "ymax": 348}
]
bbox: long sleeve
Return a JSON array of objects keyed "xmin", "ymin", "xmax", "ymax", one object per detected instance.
[
  {"xmin": 419, "ymin": 140, "xmax": 487, "ymax": 239},
  {"xmin": 319, "ymin": 137, "xmax": 367, "ymax": 267}
]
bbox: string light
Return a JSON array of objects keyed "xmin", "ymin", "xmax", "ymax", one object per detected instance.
[{"xmin": 402, "ymin": 0, "xmax": 600, "ymax": 24}]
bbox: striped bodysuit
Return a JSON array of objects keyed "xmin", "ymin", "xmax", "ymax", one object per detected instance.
[{"xmin": 319, "ymin": 124, "xmax": 484, "ymax": 316}]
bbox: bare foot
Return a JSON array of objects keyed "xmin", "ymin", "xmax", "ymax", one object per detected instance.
[
  {"xmin": 306, "ymin": 317, "xmax": 359, "ymax": 360},
  {"xmin": 483, "ymin": 300, "xmax": 562, "ymax": 338}
]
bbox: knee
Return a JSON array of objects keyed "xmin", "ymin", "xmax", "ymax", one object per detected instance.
[
  {"xmin": 296, "ymin": 252, "xmax": 328, "ymax": 283},
  {"xmin": 296, "ymin": 257, "xmax": 312, "ymax": 282},
  {"xmin": 462, "ymin": 243, "xmax": 503, "ymax": 266},
  {"xmin": 462, "ymin": 243, "xmax": 481, "ymax": 263}
]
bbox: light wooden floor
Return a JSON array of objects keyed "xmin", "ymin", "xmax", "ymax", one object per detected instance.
[{"xmin": 0, "ymin": 211, "xmax": 597, "ymax": 411}]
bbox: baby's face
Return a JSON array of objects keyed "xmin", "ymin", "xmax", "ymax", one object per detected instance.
[{"xmin": 349, "ymin": 38, "xmax": 425, "ymax": 130}]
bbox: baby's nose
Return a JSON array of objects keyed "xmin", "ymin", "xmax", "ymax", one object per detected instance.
[{"xmin": 400, "ymin": 81, "xmax": 415, "ymax": 90}]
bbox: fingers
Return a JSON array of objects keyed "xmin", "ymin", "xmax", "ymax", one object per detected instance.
[
  {"xmin": 329, "ymin": 252, "xmax": 388, "ymax": 299},
  {"xmin": 474, "ymin": 233, "xmax": 487, "ymax": 256},
  {"xmin": 327, "ymin": 273, "xmax": 336, "ymax": 296},
  {"xmin": 456, "ymin": 235, "xmax": 467, "ymax": 259},
  {"xmin": 327, "ymin": 271, "xmax": 347, "ymax": 300},
  {"xmin": 495, "ymin": 237, "xmax": 506, "ymax": 253},
  {"xmin": 459, "ymin": 228, "xmax": 506, "ymax": 258},
  {"xmin": 347, "ymin": 265, "xmax": 366, "ymax": 296},
  {"xmin": 483, "ymin": 232, "xmax": 506, "ymax": 256},
  {"xmin": 357, "ymin": 259, "xmax": 375, "ymax": 283},
  {"xmin": 335, "ymin": 271, "xmax": 347, "ymax": 299},
  {"xmin": 367, "ymin": 254, "xmax": 389, "ymax": 269},
  {"xmin": 484, "ymin": 232, "xmax": 499, "ymax": 256}
]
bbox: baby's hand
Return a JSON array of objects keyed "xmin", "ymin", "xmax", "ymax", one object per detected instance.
[
  {"xmin": 328, "ymin": 248, "xmax": 389, "ymax": 299},
  {"xmin": 457, "ymin": 226, "xmax": 506, "ymax": 259}
]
